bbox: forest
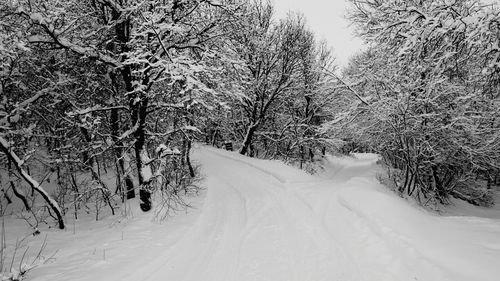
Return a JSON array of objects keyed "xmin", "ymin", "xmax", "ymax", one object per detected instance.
[{"xmin": 0, "ymin": 0, "xmax": 499, "ymax": 234}]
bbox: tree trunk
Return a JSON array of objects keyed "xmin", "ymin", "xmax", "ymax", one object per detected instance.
[
  {"xmin": 114, "ymin": 10, "xmax": 139, "ymax": 202},
  {"xmin": 186, "ymin": 139, "xmax": 195, "ymax": 178},
  {"xmin": 9, "ymin": 178, "xmax": 30, "ymax": 211},
  {"xmin": 110, "ymin": 106, "xmax": 135, "ymax": 199},
  {"xmin": 182, "ymin": 110, "xmax": 195, "ymax": 178},
  {"xmin": 122, "ymin": 152, "xmax": 136, "ymax": 199},
  {"xmin": 451, "ymin": 190, "xmax": 481, "ymax": 206},
  {"xmin": 80, "ymin": 127, "xmax": 94, "ymax": 170},
  {"xmin": 300, "ymin": 145, "xmax": 304, "ymax": 169},
  {"xmin": 132, "ymin": 96, "xmax": 152, "ymax": 212},
  {"xmin": 239, "ymin": 122, "xmax": 259, "ymax": 156},
  {"xmin": 7, "ymin": 157, "xmax": 30, "ymax": 210}
]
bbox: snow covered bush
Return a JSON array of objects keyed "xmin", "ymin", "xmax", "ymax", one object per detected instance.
[{"xmin": 153, "ymin": 145, "xmax": 202, "ymax": 220}]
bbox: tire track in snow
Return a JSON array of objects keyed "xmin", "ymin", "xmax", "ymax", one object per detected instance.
[
  {"xmin": 200, "ymin": 149, "xmax": 306, "ymax": 280},
  {"xmin": 316, "ymin": 168, "xmax": 448, "ymax": 281},
  {"xmin": 127, "ymin": 147, "xmax": 364, "ymax": 281},
  {"xmin": 197, "ymin": 148, "xmax": 363, "ymax": 281},
  {"xmin": 125, "ymin": 168, "xmax": 248, "ymax": 281}
]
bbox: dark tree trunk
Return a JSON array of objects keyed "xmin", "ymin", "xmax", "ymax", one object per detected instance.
[
  {"xmin": 110, "ymin": 104, "xmax": 135, "ymax": 199},
  {"xmin": 300, "ymin": 145, "xmax": 304, "ymax": 169},
  {"xmin": 116, "ymin": 14, "xmax": 141, "ymax": 203},
  {"xmin": 132, "ymin": 95, "xmax": 152, "ymax": 212},
  {"xmin": 182, "ymin": 111, "xmax": 196, "ymax": 178},
  {"xmin": 239, "ymin": 122, "xmax": 259, "ymax": 156},
  {"xmin": 186, "ymin": 139, "xmax": 195, "ymax": 178},
  {"xmin": 7, "ymin": 159, "xmax": 30, "ymax": 210},
  {"xmin": 10, "ymin": 181, "xmax": 30, "ymax": 211},
  {"xmin": 2, "ymin": 189, "xmax": 12, "ymax": 204},
  {"xmin": 80, "ymin": 127, "xmax": 94, "ymax": 171}
]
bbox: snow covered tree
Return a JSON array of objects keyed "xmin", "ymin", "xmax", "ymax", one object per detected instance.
[
  {"xmin": 342, "ymin": 0, "xmax": 500, "ymax": 205},
  {"xmin": 217, "ymin": 1, "xmax": 338, "ymax": 163},
  {"xmin": 271, "ymin": 40, "xmax": 339, "ymax": 168}
]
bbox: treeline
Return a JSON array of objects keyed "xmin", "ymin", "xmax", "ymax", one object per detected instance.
[
  {"xmin": 332, "ymin": 0, "xmax": 500, "ymax": 206},
  {"xmin": 1, "ymin": 0, "xmax": 499, "ymax": 230},
  {"xmin": 0, "ymin": 0, "xmax": 338, "ymax": 229}
]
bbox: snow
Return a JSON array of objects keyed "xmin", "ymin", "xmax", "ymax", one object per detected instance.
[
  {"xmin": 2, "ymin": 145, "xmax": 500, "ymax": 280},
  {"xmin": 183, "ymin": 125, "xmax": 201, "ymax": 133},
  {"xmin": 155, "ymin": 144, "xmax": 168, "ymax": 154},
  {"xmin": 29, "ymin": 13, "xmax": 46, "ymax": 25},
  {"xmin": 139, "ymin": 149, "xmax": 153, "ymax": 183}
]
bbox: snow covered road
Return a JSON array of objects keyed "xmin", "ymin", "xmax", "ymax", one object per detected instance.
[
  {"xmin": 127, "ymin": 146, "xmax": 500, "ymax": 281},
  {"xmin": 22, "ymin": 146, "xmax": 500, "ymax": 281},
  {"xmin": 128, "ymin": 147, "xmax": 361, "ymax": 281}
]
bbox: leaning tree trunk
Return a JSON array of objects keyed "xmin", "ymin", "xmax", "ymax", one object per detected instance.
[
  {"xmin": 8, "ymin": 160, "xmax": 31, "ymax": 211},
  {"xmin": 239, "ymin": 121, "xmax": 259, "ymax": 156},
  {"xmin": 185, "ymin": 139, "xmax": 195, "ymax": 178},
  {"xmin": 183, "ymin": 111, "xmax": 195, "ymax": 178},
  {"xmin": 0, "ymin": 136, "xmax": 64, "ymax": 229}
]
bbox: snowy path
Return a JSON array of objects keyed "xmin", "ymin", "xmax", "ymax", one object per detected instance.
[
  {"xmin": 126, "ymin": 146, "xmax": 500, "ymax": 281},
  {"xmin": 127, "ymin": 147, "xmax": 360, "ymax": 281},
  {"xmin": 21, "ymin": 146, "xmax": 500, "ymax": 281}
]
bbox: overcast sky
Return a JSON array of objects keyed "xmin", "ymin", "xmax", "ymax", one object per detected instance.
[{"xmin": 272, "ymin": 0, "xmax": 365, "ymax": 68}]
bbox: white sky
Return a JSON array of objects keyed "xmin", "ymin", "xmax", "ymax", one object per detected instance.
[{"xmin": 272, "ymin": 0, "xmax": 365, "ymax": 68}]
